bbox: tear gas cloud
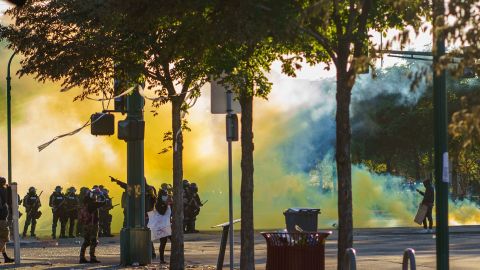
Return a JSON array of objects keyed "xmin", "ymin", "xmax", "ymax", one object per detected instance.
[{"xmin": 0, "ymin": 48, "xmax": 478, "ymax": 235}]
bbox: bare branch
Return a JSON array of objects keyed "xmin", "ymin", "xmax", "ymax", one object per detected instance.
[{"xmin": 160, "ymin": 61, "xmax": 176, "ymax": 96}]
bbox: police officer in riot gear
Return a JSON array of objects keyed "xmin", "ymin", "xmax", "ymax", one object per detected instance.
[
  {"xmin": 64, "ymin": 187, "xmax": 79, "ymax": 238},
  {"xmin": 184, "ymin": 182, "xmax": 203, "ymax": 233},
  {"xmin": 182, "ymin": 180, "xmax": 191, "ymax": 233},
  {"xmin": 79, "ymin": 187, "xmax": 106, "ymax": 263},
  {"xmin": 98, "ymin": 188, "xmax": 113, "ymax": 237},
  {"xmin": 22, "ymin": 187, "xmax": 41, "ymax": 238},
  {"xmin": 49, "ymin": 186, "xmax": 66, "ymax": 239}
]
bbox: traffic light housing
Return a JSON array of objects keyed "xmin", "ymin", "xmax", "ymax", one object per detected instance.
[
  {"xmin": 91, "ymin": 113, "xmax": 115, "ymax": 136},
  {"xmin": 118, "ymin": 119, "xmax": 145, "ymax": 141}
]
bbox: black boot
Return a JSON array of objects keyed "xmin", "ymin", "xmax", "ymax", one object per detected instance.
[
  {"xmin": 90, "ymin": 256, "xmax": 100, "ymax": 263},
  {"xmin": 79, "ymin": 245, "xmax": 88, "ymax": 263},
  {"xmin": 2, "ymin": 252, "xmax": 14, "ymax": 263},
  {"xmin": 159, "ymin": 248, "xmax": 164, "ymax": 263},
  {"xmin": 31, "ymin": 222, "xmax": 37, "ymax": 237},
  {"xmin": 89, "ymin": 244, "xmax": 100, "ymax": 263}
]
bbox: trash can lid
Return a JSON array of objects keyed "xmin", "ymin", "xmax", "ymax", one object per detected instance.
[{"xmin": 283, "ymin": 208, "xmax": 321, "ymax": 214}]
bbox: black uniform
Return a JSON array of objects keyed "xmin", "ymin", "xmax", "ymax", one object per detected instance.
[
  {"xmin": 22, "ymin": 191, "xmax": 41, "ymax": 237},
  {"xmin": 64, "ymin": 192, "xmax": 79, "ymax": 238},
  {"xmin": 183, "ymin": 184, "xmax": 191, "ymax": 233},
  {"xmin": 0, "ymin": 179, "xmax": 14, "ymax": 263},
  {"xmin": 418, "ymin": 181, "xmax": 435, "ymax": 230},
  {"xmin": 79, "ymin": 191, "xmax": 105, "ymax": 264},
  {"xmin": 49, "ymin": 191, "xmax": 66, "ymax": 238},
  {"xmin": 6, "ymin": 187, "xmax": 21, "ymax": 240},
  {"xmin": 184, "ymin": 185, "xmax": 202, "ymax": 233},
  {"xmin": 98, "ymin": 193, "xmax": 113, "ymax": 237}
]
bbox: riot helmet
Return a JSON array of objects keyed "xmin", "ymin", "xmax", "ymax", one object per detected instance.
[
  {"xmin": 161, "ymin": 183, "xmax": 169, "ymax": 191},
  {"xmin": 28, "ymin": 186, "xmax": 36, "ymax": 194},
  {"xmin": 55, "ymin": 186, "xmax": 62, "ymax": 193},
  {"xmin": 183, "ymin": 179, "xmax": 190, "ymax": 188},
  {"xmin": 67, "ymin": 187, "xmax": 76, "ymax": 194},
  {"xmin": 190, "ymin": 183, "xmax": 198, "ymax": 193},
  {"xmin": 91, "ymin": 187, "xmax": 105, "ymax": 202}
]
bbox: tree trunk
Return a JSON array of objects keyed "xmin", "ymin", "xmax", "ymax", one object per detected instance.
[
  {"xmin": 239, "ymin": 93, "xmax": 254, "ymax": 270},
  {"xmin": 336, "ymin": 70, "xmax": 353, "ymax": 270},
  {"xmin": 170, "ymin": 98, "xmax": 185, "ymax": 270}
]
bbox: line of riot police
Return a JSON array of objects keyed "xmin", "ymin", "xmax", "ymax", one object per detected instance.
[
  {"xmin": 21, "ymin": 185, "xmax": 116, "ymax": 239},
  {"xmin": 183, "ymin": 180, "xmax": 204, "ymax": 234},
  {"xmin": 18, "ymin": 179, "xmax": 202, "ymax": 239}
]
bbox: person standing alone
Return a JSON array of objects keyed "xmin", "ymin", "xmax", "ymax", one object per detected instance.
[{"xmin": 416, "ymin": 179, "xmax": 435, "ymax": 233}]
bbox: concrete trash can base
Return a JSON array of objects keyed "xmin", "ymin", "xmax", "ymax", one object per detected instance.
[{"xmin": 284, "ymin": 208, "xmax": 320, "ymax": 232}]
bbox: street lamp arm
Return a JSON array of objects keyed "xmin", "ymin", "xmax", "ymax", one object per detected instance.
[
  {"xmin": 6, "ymin": 51, "xmax": 16, "ymax": 185},
  {"xmin": 7, "ymin": 51, "xmax": 17, "ymax": 81}
]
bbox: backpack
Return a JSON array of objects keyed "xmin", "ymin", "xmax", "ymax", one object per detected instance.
[
  {"xmin": 78, "ymin": 206, "xmax": 92, "ymax": 225},
  {"xmin": 155, "ymin": 200, "xmax": 168, "ymax": 215}
]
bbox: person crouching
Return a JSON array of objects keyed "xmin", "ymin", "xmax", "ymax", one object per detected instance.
[{"xmin": 78, "ymin": 187, "xmax": 106, "ymax": 263}]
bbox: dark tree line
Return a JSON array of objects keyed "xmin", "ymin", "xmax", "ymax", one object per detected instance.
[{"xmin": 351, "ymin": 66, "xmax": 480, "ymax": 200}]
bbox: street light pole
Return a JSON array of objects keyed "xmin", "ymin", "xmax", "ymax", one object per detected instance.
[
  {"xmin": 119, "ymin": 86, "xmax": 151, "ymax": 266},
  {"xmin": 433, "ymin": 0, "xmax": 449, "ymax": 269},
  {"xmin": 6, "ymin": 51, "xmax": 16, "ymax": 185}
]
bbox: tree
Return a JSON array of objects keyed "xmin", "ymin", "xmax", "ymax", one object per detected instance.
[
  {"xmin": 1, "ymin": 1, "xmax": 210, "ymax": 268},
  {"xmin": 298, "ymin": 1, "xmax": 427, "ymax": 268},
  {"xmin": 206, "ymin": 1, "xmax": 301, "ymax": 268},
  {"xmin": 442, "ymin": 1, "xmax": 480, "ymax": 146}
]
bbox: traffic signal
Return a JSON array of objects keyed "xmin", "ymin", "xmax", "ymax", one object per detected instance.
[
  {"xmin": 91, "ymin": 113, "xmax": 115, "ymax": 136},
  {"xmin": 118, "ymin": 119, "xmax": 145, "ymax": 141}
]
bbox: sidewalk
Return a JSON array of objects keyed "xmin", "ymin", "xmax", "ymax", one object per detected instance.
[{"xmin": 1, "ymin": 226, "xmax": 479, "ymax": 269}]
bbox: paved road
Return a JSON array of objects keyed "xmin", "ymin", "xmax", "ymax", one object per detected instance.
[{"xmin": 1, "ymin": 226, "xmax": 479, "ymax": 269}]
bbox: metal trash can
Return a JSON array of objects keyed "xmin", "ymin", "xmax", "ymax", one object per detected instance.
[
  {"xmin": 284, "ymin": 208, "xmax": 320, "ymax": 232},
  {"xmin": 262, "ymin": 232, "xmax": 331, "ymax": 270}
]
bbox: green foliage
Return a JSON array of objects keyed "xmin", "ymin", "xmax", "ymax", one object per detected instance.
[
  {"xmin": 206, "ymin": 0, "xmax": 304, "ymax": 98},
  {"xmin": 299, "ymin": 0, "xmax": 428, "ymax": 81}
]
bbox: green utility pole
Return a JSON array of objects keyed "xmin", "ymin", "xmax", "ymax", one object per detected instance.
[
  {"xmin": 6, "ymin": 52, "xmax": 16, "ymax": 185},
  {"xmin": 433, "ymin": 0, "xmax": 449, "ymax": 269},
  {"xmin": 119, "ymin": 87, "xmax": 151, "ymax": 266}
]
